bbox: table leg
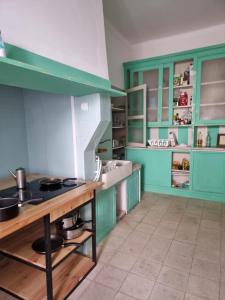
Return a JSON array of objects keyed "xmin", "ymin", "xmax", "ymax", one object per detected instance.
[{"xmin": 44, "ymin": 215, "xmax": 53, "ymax": 300}]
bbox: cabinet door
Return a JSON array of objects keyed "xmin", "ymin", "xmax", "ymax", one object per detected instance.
[
  {"xmin": 126, "ymin": 149, "xmax": 171, "ymax": 189},
  {"xmin": 192, "ymin": 151, "xmax": 225, "ymax": 194},
  {"xmin": 127, "ymin": 84, "xmax": 147, "ymax": 147},
  {"xmin": 127, "ymin": 171, "xmax": 139, "ymax": 211},
  {"xmin": 96, "ymin": 186, "xmax": 116, "ymax": 243},
  {"xmin": 196, "ymin": 54, "xmax": 225, "ymax": 125}
]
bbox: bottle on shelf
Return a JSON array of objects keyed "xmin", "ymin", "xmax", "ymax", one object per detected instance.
[
  {"xmin": 197, "ymin": 131, "xmax": 203, "ymax": 147},
  {"xmin": 189, "ymin": 63, "xmax": 194, "ymax": 85},
  {"xmin": 0, "ymin": 30, "xmax": 6, "ymax": 57}
]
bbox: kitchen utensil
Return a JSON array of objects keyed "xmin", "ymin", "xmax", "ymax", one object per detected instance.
[
  {"xmin": 58, "ymin": 211, "xmax": 79, "ymax": 229},
  {"xmin": 31, "ymin": 234, "xmax": 81, "ymax": 254},
  {"xmin": 0, "ymin": 197, "xmax": 19, "ymax": 221},
  {"xmin": 9, "ymin": 167, "xmax": 27, "ymax": 189},
  {"xmin": 39, "ymin": 177, "xmax": 77, "ymax": 188},
  {"xmin": 56, "ymin": 217, "xmax": 89, "ymax": 240}
]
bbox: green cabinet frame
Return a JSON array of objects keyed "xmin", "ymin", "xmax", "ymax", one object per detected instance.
[
  {"xmin": 96, "ymin": 186, "xmax": 116, "ymax": 244},
  {"xmin": 127, "ymin": 170, "xmax": 139, "ymax": 211}
]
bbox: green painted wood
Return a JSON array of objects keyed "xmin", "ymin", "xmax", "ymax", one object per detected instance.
[
  {"xmin": 192, "ymin": 151, "xmax": 225, "ymax": 194},
  {"xmin": 1, "ymin": 44, "xmax": 125, "ymax": 97},
  {"xmin": 207, "ymin": 126, "xmax": 219, "ymax": 147},
  {"xmin": 158, "ymin": 127, "xmax": 168, "ymax": 139},
  {"xmin": 178, "ymin": 127, "xmax": 188, "ymax": 144},
  {"xmin": 96, "ymin": 186, "xmax": 117, "ymax": 244},
  {"xmin": 158, "ymin": 65, "xmax": 163, "ymax": 122},
  {"xmin": 127, "ymin": 171, "xmax": 139, "ymax": 211}
]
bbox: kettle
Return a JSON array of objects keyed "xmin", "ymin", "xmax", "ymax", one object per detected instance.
[{"xmin": 9, "ymin": 167, "xmax": 27, "ymax": 189}]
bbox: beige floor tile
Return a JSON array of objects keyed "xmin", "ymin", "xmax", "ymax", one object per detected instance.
[
  {"xmin": 149, "ymin": 283, "xmax": 184, "ymax": 300},
  {"xmin": 109, "ymin": 251, "xmax": 137, "ymax": 271},
  {"xmin": 113, "ymin": 292, "xmax": 137, "ymax": 300},
  {"xmin": 142, "ymin": 212, "xmax": 162, "ymax": 227},
  {"xmin": 169, "ymin": 240, "xmax": 195, "ymax": 257},
  {"xmin": 124, "ymin": 213, "xmax": 144, "ymax": 224},
  {"xmin": 163, "ymin": 212, "xmax": 184, "ymax": 223},
  {"xmin": 95, "ymin": 265, "xmax": 127, "ymax": 291},
  {"xmin": 79, "ymin": 281, "xmax": 115, "ymax": 300},
  {"xmin": 120, "ymin": 240, "xmax": 146, "ymax": 257},
  {"xmin": 157, "ymin": 266, "xmax": 189, "ymax": 292},
  {"xmin": 191, "ymin": 257, "xmax": 220, "ymax": 281},
  {"xmin": 181, "ymin": 215, "xmax": 201, "ymax": 226},
  {"xmin": 120, "ymin": 273, "xmax": 154, "ymax": 300},
  {"xmin": 135, "ymin": 222, "xmax": 156, "ymax": 235},
  {"xmin": 68, "ymin": 279, "xmax": 91, "ymax": 299},
  {"xmin": 187, "ymin": 274, "xmax": 219, "ymax": 300},
  {"xmin": 200, "ymin": 219, "xmax": 221, "ymax": 230},
  {"xmin": 154, "ymin": 221, "xmax": 178, "ymax": 239},
  {"xmin": 98, "ymin": 248, "xmax": 116, "ymax": 264},
  {"xmin": 141, "ymin": 235, "xmax": 172, "ymax": 262},
  {"xmin": 184, "ymin": 293, "xmax": 208, "ymax": 300},
  {"xmin": 126, "ymin": 229, "xmax": 151, "ymax": 244},
  {"xmin": 222, "ymin": 262, "xmax": 225, "ymax": 282},
  {"xmin": 164, "ymin": 250, "xmax": 192, "ymax": 272},
  {"xmin": 194, "ymin": 244, "xmax": 220, "ymax": 263},
  {"xmin": 175, "ymin": 226, "xmax": 199, "ymax": 244},
  {"xmin": 220, "ymin": 282, "xmax": 225, "ymax": 300},
  {"xmin": 131, "ymin": 257, "xmax": 162, "ymax": 281},
  {"xmin": 87, "ymin": 262, "xmax": 104, "ymax": 280},
  {"xmin": 197, "ymin": 228, "xmax": 221, "ymax": 248}
]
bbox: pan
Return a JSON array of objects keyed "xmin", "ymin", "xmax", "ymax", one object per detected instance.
[
  {"xmin": 31, "ymin": 234, "xmax": 81, "ymax": 254},
  {"xmin": 39, "ymin": 177, "xmax": 78, "ymax": 188}
]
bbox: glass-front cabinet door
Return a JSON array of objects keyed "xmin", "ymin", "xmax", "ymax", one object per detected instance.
[
  {"xmin": 143, "ymin": 64, "xmax": 172, "ymax": 126},
  {"xmin": 196, "ymin": 54, "xmax": 225, "ymax": 124},
  {"xmin": 126, "ymin": 84, "xmax": 147, "ymax": 147}
]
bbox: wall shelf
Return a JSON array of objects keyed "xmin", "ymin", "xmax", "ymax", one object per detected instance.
[
  {"xmin": 173, "ymin": 85, "xmax": 192, "ymax": 89},
  {"xmin": 0, "ymin": 44, "xmax": 126, "ymax": 97}
]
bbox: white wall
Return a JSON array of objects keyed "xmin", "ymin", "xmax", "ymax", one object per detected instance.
[
  {"xmin": 0, "ymin": 0, "xmax": 109, "ymax": 79},
  {"xmin": 130, "ymin": 23, "xmax": 225, "ymax": 61},
  {"xmin": 104, "ymin": 20, "xmax": 132, "ymax": 88}
]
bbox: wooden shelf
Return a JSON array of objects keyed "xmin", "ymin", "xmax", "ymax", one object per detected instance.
[
  {"xmin": 201, "ymin": 80, "xmax": 225, "ymax": 86},
  {"xmin": 173, "ymin": 105, "xmax": 192, "ymax": 109},
  {"xmin": 112, "ymin": 126, "xmax": 126, "ymax": 129},
  {"xmin": 112, "ymin": 107, "xmax": 125, "ymax": 112},
  {"xmin": 0, "ymin": 220, "xmax": 93, "ymax": 269},
  {"xmin": 0, "ymin": 253, "xmax": 95, "ymax": 300},
  {"xmin": 200, "ymin": 102, "xmax": 225, "ymax": 107},
  {"xmin": 112, "ymin": 146, "xmax": 125, "ymax": 150},
  {"xmin": 172, "ymin": 170, "xmax": 190, "ymax": 175},
  {"xmin": 173, "ymin": 85, "xmax": 192, "ymax": 89}
]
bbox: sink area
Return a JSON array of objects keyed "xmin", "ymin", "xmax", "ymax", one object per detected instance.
[{"xmin": 100, "ymin": 160, "xmax": 132, "ymax": 189}]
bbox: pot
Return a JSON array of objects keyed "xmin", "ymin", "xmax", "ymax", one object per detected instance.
[
  {"xmin": 0, "ymin": 197, "xmax": 19, "ymax": 221},
  {"xmin": 59, "ymin": 211, "xmax": 79, "ymax": 230},
  {"xmin": 31, "ymin": 234, "xmax": 81, "ymax": 254},
  {"xmin": 56, "ymin": 217, "xmax": 84, "ymax": 240}
]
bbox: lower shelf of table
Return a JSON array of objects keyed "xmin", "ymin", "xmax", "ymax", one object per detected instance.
[{"xmin": 0, "ymin": 253, "xmax": 95, "ymax": 300}]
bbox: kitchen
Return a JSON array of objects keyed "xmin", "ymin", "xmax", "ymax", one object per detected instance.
[{"xmin": 0, "ymin": 0, "xmax": 225, "ymax": 299}]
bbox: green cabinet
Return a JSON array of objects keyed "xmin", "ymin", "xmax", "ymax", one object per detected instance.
[
  {"xmin": 192, "ymin": 151, "xmax": 225, "ymax": 194},
  {"xmin": 127, "ymin": 170, "xmax": 140, "ymax": 211},
  {"xmin": 195, "ymin": 53, "xmax": 225, "ymax": 125},
  {"xmin": 96, "ymin": 186, "xmax": 116, "ymax": 244},
  {"xmin": 126, "ymin": 148, "xmax": 171, "ymax": 190}
]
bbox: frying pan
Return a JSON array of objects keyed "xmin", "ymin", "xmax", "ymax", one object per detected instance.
[
  {"xmin": 31, "ymin": 234, "xmax": 81, "ymax": 254},
  {"xmin": 39, "ymin": 177, "xmax": 77, "ymax": 188}
]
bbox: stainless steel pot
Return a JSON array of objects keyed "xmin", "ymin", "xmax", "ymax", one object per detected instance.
[
  {"xmin": 60, "ymin": 211, "xmax": 79, "ymax": 229},
  {"xmin": 56, "ymin": 217, "xmax": 84, "ymax": 240}
]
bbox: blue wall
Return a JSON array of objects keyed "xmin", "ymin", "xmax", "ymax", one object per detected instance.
[
  {"xmin": 23, "ymin": 90, "xmax": 75, "ymax": 177},
  {"xmin": 0, "ymin": 86, "xmax": 29, "ymax": 178}
]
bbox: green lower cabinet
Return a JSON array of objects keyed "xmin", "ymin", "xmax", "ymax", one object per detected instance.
[
  {"xmin": 127, "ymin": 170, "xmax": 139, "ymax": 212},
  {"xmin": 127, "ymin": 149, "xmax": 171, "ymax": 190},
  {"xmin": 192, "ymin": 151, "xmax": 225, "ymax": 194},
  {"xmin": 96, "ymin": 186, "xmax": 116, "ymax": 244}
]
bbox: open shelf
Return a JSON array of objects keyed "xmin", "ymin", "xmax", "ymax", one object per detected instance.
[
  {"xmin": 0, "ymin": 220, "xmax": 93, "ymax": 270},
  {"xmin": 173, "ymin": 84, "xmax": 192, "ymax": 89},
  {"xmin": 200, "ymin": 102, "xmax": 225, "ymax": 107},
  {"xmin": 0, "ymin": 253, "xmax": 95, "ymax": 300},
  {"xmin": 112, "ymin": 146, "xmax": 125, "ymax": 150},
  {"xmin": 172, "ymin": 169, "xmax": 190, "ymax": 175},
  {"xmin": 173, "ymin": 105, "xmax": 192, "ymax": 109},
  {"xmin": 112, "ymin": 126, "xmax": 126, "ymax": 129},
  {"xmin": 112, "ymin": 107, "xmax": 125, "ymax": 112},
  {"xmin": 201, "ymin": 80, "xmax": 225, "ymax": 86}
]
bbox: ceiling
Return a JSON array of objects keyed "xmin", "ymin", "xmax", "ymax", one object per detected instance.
[{"xmin": 103, "ymin": 0, "xmax": 225, "ymax": 44}]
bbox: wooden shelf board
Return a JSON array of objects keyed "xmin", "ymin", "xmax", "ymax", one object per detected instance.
[
  {"xmin": 112, "ymin": 107, "xmax": 125, "ymax": 112},
  {"xmin": 201, "ymin": 80, "xmax": 225, "ymax": 86},
  {"xmin": 173, "ymin": 105, "xmax": 192, "ymax": 109},
  {"xmin": 200, "ymin": 102, "xmax": 225, "ymax": 107},
  {"xmin": 172, "ymin": 169, "xmax": 190, "ymax": 174},
  {"xmin": 0, "ymin": 220, "xmax": 93, "ymax": 269},
  {"xmin": 0, "ymin": 253, "xmax": 95, "ymax": 300},
  {"xmin": 173, "ymin": 85, "xmax": 192, "ymax": 89},
  {"xmin": 112, "ymin": 146, "xmax": 125, "ymax": 150},
  {"xmin": 112, "ymin": 126, "xmax": 126, "ymax": 129}
]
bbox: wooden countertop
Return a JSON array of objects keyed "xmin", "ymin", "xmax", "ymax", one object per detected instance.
[{"xmin": 0, "ymin": 174, "xmax": 102, "ymax": 239}]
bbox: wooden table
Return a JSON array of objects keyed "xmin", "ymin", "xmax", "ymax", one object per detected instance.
[{"xmin": 0, "ymin": 175, "xmax": 102, "ymax": 300}]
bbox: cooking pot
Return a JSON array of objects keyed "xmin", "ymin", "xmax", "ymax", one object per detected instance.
[
  {"xmin": 0, "ymin": 198, "xmax": 19, "ymax": 221},
  {"xmin": 39, "ymin": 177, "xmax": 77, "ymax": 188},
  {"xmin": 56, "ymin": 217, "xmax": 85, "ymax": 240}
]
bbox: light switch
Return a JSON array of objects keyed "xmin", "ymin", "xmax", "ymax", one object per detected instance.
[{"xmin": 81, "ymin": 102, "xmax": 89, "ymax": 111}]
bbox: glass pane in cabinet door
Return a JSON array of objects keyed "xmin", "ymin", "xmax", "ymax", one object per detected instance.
[
  {"xmin": 200, "ymin": 57, "xmax": 225, "ymax": 120},
  {"xmin": 127, "ymin": 119, "xmax": 144, "ymax": 144},
  {"xmin": 162, "ymin": 67, "xmax": 169, "ymax": 122},
  {"xmin": 127, "ymin": 89, "xmax": 144, "ymax": 117},
  {"xmin": 133, "ymin": 72, "xmax": 139, "ymax": 87},
  {"xmin": 143, "ymin": 69, "xmax": 159, "ymax": 122}
]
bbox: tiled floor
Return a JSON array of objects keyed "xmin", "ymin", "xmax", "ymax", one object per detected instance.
[{"xmin": 1, "ymin": 192, "xmax": 225, "ymax": 300}]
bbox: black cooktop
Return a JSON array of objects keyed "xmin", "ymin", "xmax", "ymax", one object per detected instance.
[{"xmin": 0, "ymin": 178, "xmax": 85, "ymax": 205}]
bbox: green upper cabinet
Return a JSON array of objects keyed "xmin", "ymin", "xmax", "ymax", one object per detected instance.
[
  {"xmin": 141, "ymin": 64, "xmax": 173, "ymax": 127},
  {"xmin": 127, "ymin": 84, "xmax": 147, "ymax": 147},
  {"xmin": 195, "ymin": 53, "xmax": 225, "ymax": 125},
  {"xmin": 192, "ymin": 151, "xmax": 225, "ymax": 194}
]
